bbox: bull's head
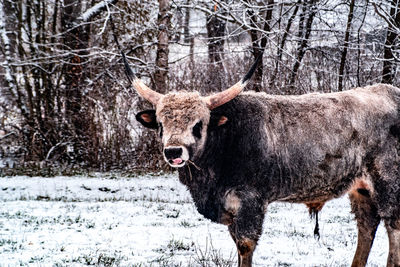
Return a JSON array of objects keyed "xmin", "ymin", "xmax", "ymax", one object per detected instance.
[{"xmin": 130, "ymin": 56, "xmax": 260, "ymax": 168}]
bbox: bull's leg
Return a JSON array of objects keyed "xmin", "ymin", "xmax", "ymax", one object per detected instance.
[
  {"xmin": 384, "ymin": 219, "xmax": 400, "ymax": 267},
  {"xmin": 224, "ymin": 188, "xmax": 265, "ymax": 267},
  {"xmin": 349, "ymin": 188, "xmax": 381, "ymax": 267},
  {"xmin": 228, "ymin": 231, "xmax": 257, "ymax": 267}
]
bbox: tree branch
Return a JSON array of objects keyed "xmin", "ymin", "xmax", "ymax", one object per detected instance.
[{"xmin": 77, "ymin": 0, "xmax": 118, "ymax": 23}]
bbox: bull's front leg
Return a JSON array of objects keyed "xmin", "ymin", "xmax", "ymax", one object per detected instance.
[{"xmin": 222, "ymin": 188, "xmax": 265, "ymax": 267}]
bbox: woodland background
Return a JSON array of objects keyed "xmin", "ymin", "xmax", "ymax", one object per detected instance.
[{"xmin": 1, "ymin": 0, "xmax": 400, "ymax": 174}]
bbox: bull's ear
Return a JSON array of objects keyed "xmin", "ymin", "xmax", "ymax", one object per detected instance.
[
  {"xmin": 136, "ymin": 110, "xmax": 158, "ymax": 129},
  {"xmin": 209, "ymin": 113, "xmax": 229, "ymax": 128}
]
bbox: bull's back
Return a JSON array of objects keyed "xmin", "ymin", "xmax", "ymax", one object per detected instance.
[{"xmin": 239, "ymin": 84, "xmax": 400, "ymax": 201}]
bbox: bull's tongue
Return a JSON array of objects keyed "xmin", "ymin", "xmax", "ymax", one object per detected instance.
[{"xmin": 172, "ymin": 158, "xmax": 183, "ymax": 165}]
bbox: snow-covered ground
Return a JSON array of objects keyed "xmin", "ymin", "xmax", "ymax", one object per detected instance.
[{"xmin": 0, "ymin": 173, "xmax": 388, "ymax": 266}]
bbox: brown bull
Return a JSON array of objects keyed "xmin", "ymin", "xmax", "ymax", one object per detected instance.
[{"xmin": 129, "ymin": 56, "xmax": 400, "ymax": 267}]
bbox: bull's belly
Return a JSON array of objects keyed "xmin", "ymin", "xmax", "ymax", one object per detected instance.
[
  {"xmin": 268, "ymin": 156, "xmax": 363, "ymax": 203},
  {"xmin": 278, "ymin": 192, "xmax": 336, "ymax": 204},
  {"xmin": 274, "ymin": 175, "xmax": 357, "ymax": 203}
]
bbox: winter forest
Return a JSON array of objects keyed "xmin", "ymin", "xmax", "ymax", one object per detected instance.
[{"xmin": 1, "ymin": 0, "xmax": 400, "ymax": 173}]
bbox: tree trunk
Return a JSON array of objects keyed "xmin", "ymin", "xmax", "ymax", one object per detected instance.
[
  {"xmin": 288, "ymin": 0, "xmax": 318, "ymax": 92},
  {"xmin": 183, "ymin": 0, "xmax": 191, "ymax": 43},
  {"xmin": 62, "ymin": 0, "xmax": 86, "ymax": 119},
  {"xmin": 382, "ymin": 0, "xmax": 400, "ymax": 84},
  {"xmin": 206, "ymin": 4, "xmax": 226, "ymax": 65},
  {"xmin": 61, "ymin": 0, "xmax": 90, "ymax": 162},
  {"xmin": 270, "ymin": 0, "xmax": 300, "ymax": 88},
  {"xmin": 153, "ymin": 0, "xmax": 170, "ymax": 94},
  {"xmin": 206, "ymin": 3, "xmax": 226, "ymax": 91},
  {"xmin": 15, "ymin": 1, "xmax": 33, "ymax": 122},
  {"xmin": 338, "ymin": 0, "xmax": 355, "ymax": 91},
  {"xmin": 0, "ymin": 0, "xmax": 21, "ymax": 110},
  {"xmin": 356, "ymin": 2, "xmax": 368, "ymax": 87},
  {"xmin": 246, "ymin": 0, "xmax": 274, "ymax": 92}
]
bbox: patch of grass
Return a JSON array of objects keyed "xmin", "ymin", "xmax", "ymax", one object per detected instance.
[
  {"xmin": 29, "ymin": 256, "xmax": 45, "ymax": 263},
  {"xmin": 151, "ymin": 237, "xmax": 233, "ymax": 267},
  {"xmin": 106, "ymin": 223, "xmax": 118, "ymax": 230},
  {"xmin": 17, "ymin": 213, "xmax": 96, "ymax": 231},
  {"xmin": 167, "ymin": 239, "xmax": 193, "ymax": 251},
  {"xmin": 166, "ymin": 208, "xmax": 180, "ymax": 218},
  {"xmin": 153, "ymin": 238, "xmax": 194, "ymax": 258},
  {"xmin": 149, "ymin": 254, "xmax": 186, "ymax": 267},
  {"xmin": 68, "ymin": 251, "xmax": 124, "ymax": 266},
  {"xmin": 0, "ymin": 165, "xmax": 89, "ymax": 177},
  {"xmin": 157, "ymin": 205, "xmax": 166, "ymax": 211},
  {"xmin": 285, "ymin": 228, "xmax": 308, "ymax": 238},
  {"xmin": 326, "ymin": 215, "xmax": 352, "ymax": 224},
  {"xmin": 0, "ymin": 239, "xmax": 18, "ymax": 246},
  {"xmin": 97, "ymin": 253, "xmax": 123, "ymax": 266},
  {"xmin": 276, "ymin": 261, "xmax": 292, "ymax": 267},
  {"xmin": 179, "ymin": 220, "xmax": 194, "ymax": 228},
  {"xmin": 74, "ymin": 215, "xmax": 83, "ymax": 223},
  {"xmin": 0, "ymin": 239, "xmax": 22, "ymax": 252},
  {"xmin": 193, "ymin": 237, "xmax": 235, "ymax": 267},
  {"xmin": 150, "ymin": 255, "xmax": 173, "ymax": 266},
  {"xmin": 87, "ymin": 205, "xmax": 101, "ymax": 212},
  {"xmin": 86, "ymin": 222, "xmax": 95, "ymax": 229}
]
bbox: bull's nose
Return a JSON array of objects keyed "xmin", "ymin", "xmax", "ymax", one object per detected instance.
[{"xmin": 164, "ymin": 147, "xmax": 183, "ymax": 160}]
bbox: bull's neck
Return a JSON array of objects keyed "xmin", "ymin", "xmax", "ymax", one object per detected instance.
[{"xmin": 178, "ymin": 164, "xmax": 221, "ymax": 222}]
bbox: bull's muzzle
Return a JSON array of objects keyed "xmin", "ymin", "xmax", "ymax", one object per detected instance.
[{"xmin": 163, "ymin": 146, "xmax": 189, "ymax": 167}]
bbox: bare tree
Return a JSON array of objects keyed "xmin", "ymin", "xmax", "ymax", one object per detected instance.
[
  {"xmin": 2, "ymin": 0, "xmax": 400, "ymax": 172},
  {"xmin": 374, "ymin": 0, "xmax": 400, "ymax": 84},
  {"xmin": 270, "ymin": 0, "xmax": 301, "ymax": 89},
  {"xmin": 62, "ymin": 0, "xmax": 89, "ymax": 160},
  {"xmin": 0, "ymin": 0, "xmax": 119, "ymax": 166},
  {"xmin": 288, "ymin": 0, "xmax": 318, "ymax": 92},
  {"xmin": 153, "ymin": 0, "xmax": 171, "ymax": 93},
  {"xmin": 356, "ymin": 1, "xmax": 369, "ymax": 87},
  {"xmin": 183, "ymin": 0, "xmax": 191, "ymax": 43},
  {"xmin": 206, "ymin": 2, "xmax": 227, "ymax": 90},
  {"xmin": 338, "ymin": 0, "xmax": 356, "ymax": 91},
  {"xmin": 247, "ymin": 0, "xmax": 274, "ymax": 92}
]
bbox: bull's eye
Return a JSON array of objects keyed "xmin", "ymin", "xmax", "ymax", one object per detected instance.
[
  {"xmin": 192, "ymin": 121, "xmax": 202, "ymax": 139},
  {"xmin": 159, "ymin": 123, "xmax": 163, "ymax": 137}
]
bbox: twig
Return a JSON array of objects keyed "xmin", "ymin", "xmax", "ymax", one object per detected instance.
[{"xmin": 187, "ymin": 160, "xmax": 201, "ymax": 170}]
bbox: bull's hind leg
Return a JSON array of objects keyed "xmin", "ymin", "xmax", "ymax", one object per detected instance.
[
  {"xmin": 384, "ymin": 220, "xmax": 400, "ymax": 267},
  {"xmin": 224, "ymin": 188, "xmax": 264, "ymax": 267},
  {"xmin": 369, "ymin": 140, "xmax": 400, "ymax": 266},
  {"xmin": 349, "ymin": 182, "xmax": 381, "ymax": 267}
]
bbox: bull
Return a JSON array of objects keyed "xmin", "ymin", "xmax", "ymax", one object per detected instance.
[{"xmin": 128, "ymin": 56, "xmax": 400, "ymax": 267}]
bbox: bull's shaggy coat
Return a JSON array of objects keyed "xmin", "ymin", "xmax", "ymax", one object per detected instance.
[{"xmin": 132, "ymin": 57, "xmax": 400, "ymax": 266}]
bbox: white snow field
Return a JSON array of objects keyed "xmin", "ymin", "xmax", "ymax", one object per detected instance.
[{"xmin": 0, "ymin": 173, "xmax": 388, "ymax": 266}]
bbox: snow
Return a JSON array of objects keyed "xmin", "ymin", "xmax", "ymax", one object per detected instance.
[{"xmin": 0, "ymin": 173, "xmax": 388, "ymax": 266}]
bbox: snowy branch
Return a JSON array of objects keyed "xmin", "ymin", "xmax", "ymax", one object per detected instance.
[
  {"xmin": 0, "ymin": 132, "xmax": 17, "ymax": 141},
  {"xmin": 371, "ymin": 1, "xmax": 400, "ymax": 34},
  {"xmin": 77, "ymin": 0, "xmax": 118, "ymax": 23},
  {"xmin": 45, "ymin": 141, "xmax": 73, "ymax": 161}
]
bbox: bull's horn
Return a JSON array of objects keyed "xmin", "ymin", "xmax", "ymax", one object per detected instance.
[
  {"xmin": 121, "ymin": 51, "xmax": 162, "ymax": 105},
  {"xmin": 203, "ymin": 54, "xmax": 262, "ymax": 110},
  {"xmin": 203, "ymin": 80, "xmax": 247, "ymax": 110},
  {"xmin": 132, "ymin": 78, "xmax": 162, "ymax": 105}
]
